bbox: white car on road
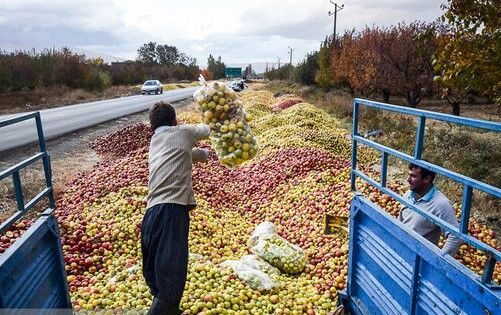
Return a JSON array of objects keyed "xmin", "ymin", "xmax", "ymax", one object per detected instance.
[
  {"xmin": 228, "ymin": 80, "xmax": 245, "ymax": 92},
  {"xmin": 141, "ymin": 80, "xmax": 163, "ymax": 95}
]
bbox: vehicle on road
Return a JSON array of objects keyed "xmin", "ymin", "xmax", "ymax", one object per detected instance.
[
  {"xmin": 141, "ymin": 80, "xmax": 163, "ymax": 95},
  {"xmin": 228, "ymin": 80, "xmax": 245, "ymax": 92}
]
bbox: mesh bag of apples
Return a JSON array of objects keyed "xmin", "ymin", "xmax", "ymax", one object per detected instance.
[
  {"xmin": 249, "ymin": 222, "xmax": 308, "ymax": 275},
  {"xmin": 193, "ymin": 75, "xmax": 258, "ymax": 167},
  {"xmin": 220, "ymin": 256, "xmax": 279, "ymax": 292}
]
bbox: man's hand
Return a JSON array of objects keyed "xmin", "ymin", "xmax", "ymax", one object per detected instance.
[{"xmin": 192, "ymin": 148, "xmax": 210, "ymax": 163}]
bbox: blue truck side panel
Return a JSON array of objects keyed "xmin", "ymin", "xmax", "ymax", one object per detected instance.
[
  {"xmin": 346, "ymin": 195, "xmax": 501, "ymax": 315},
  {"xmin": 0, "ymin": 213, "xmax": 71, "ymax": 308},
  {"xmin": 1, "ymin": 112, "xmax": 70, "ymax": 309}
]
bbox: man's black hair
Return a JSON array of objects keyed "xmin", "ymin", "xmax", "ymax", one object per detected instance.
[
  {"xmin": 149, "ymin": 101, "xmax": 176, "ymax": 131},
  {"xmin": 409, "ymin": 163, "xmax": 436, "ymax": 181}
]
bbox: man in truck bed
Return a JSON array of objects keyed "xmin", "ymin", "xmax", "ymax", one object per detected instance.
[{"xmin": 399, "ymin": 163, "xmax": 463, "ymax": 256}]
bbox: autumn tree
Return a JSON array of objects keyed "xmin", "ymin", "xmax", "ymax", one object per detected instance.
[
  {"xmin": 433, "ymin": 0, "xmax": 501, "ymax": 115},
  {"xmin": 331, "ymin": 29, "xmax": 385, "ymax": 99},
  {"xmin": 0, "ymin": 48, "xmax": 109, "ymax": 92},
  {"xmin": 331, "ymin": 23, "xmax": 438, "ymax": 106},
  {"xmin": 200, "ymin": 68, "xmax": 212, "ymax": 80},
  {"xmin": 381, "ymin": 22, "xmax": 438, "ymax": 107},
  {"xmin": 53, "ymin": 47, "xmax": 88, "ymax": 88}
]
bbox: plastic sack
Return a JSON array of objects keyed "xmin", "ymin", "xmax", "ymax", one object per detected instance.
[
  {"xmin": 193, "ymin": 75, "xmax": 259, "ymax": 167},
  {"xmin": 241, "ymin": 255, "xmax": 280, "ymax": 275},
  {"xmin": 126, "ymin": 265, "xmax": 139, "ymax": 274},
  {"xmin": 250, "ymin": 232, "xmax": 307, "ymax": 275},
  {"xmin": 188, "ymin": 253, "xmax": 205, "ymax": 261},
  {"xmin": 248, "ymin": 221, "xmax": 278, "ymax": 247},
  {"xmin": 220, "ymin": 259, "xmax": 276, "ymax": 292}
]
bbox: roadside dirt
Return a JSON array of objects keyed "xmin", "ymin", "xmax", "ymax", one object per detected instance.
[
  {"xmin": 0, "ymin": 98, "xmax": 194, "ymax": 222},
  {"xmin": 418, "ymin": 101, "xmax": 501, "ymax": 122},
  {"xmin": 0, "ymin": 85, "xmax": 140, "ymax": 116}
]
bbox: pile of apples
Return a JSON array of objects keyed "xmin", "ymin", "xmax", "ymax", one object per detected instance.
[
  {"xmin": 182, "ymin": 258, "xmax": 336, "ymax": 315},
  {"xmin": 0, "ymin": 220, "xmax": 30, "ymax": 255},
  {"xmin": 90, "ymin": 123, "xmax": 152, "ymax": 158},
  {"xmin": 272, "ymin": 97, "xmax": 304, "ymax": 112},
  {"xmin": 2, "ymin": 88, "xmax": 498, "ymax": 312}
]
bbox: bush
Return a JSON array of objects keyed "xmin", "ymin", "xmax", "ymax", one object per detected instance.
[
  {"xmin": 294, "ymin": 52, "xmax": 318, "ymax": 85},
  {"xmin": 0, "ymin": 48, "xmax": 200, "ymax": 94},
  {"xmin": 84, "ymin": 68, "xmax": 112, "ymax": 92}
]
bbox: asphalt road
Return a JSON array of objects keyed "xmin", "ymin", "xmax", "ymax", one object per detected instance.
[{"xmin": 0, "ymin": 87, "xmax": 198, "ymax": 152}]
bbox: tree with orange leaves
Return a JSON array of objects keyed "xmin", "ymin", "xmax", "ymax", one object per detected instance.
[{"xmin": 331, "ymin": 22, "xmax": 438, "ymax": 107}]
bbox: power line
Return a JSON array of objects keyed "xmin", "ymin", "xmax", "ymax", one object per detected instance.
[{"xmin": 328, "ymin": 1, "xmax": 344, "ymax": 42}]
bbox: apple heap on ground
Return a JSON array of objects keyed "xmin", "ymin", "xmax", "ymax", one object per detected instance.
[
  {"xmin": 1, "ymin": 89, "xmax": 498, "ymax": 313},
  {"xmin": 272, "ymin": 96, "xmax": 304, "ymax": 112}
]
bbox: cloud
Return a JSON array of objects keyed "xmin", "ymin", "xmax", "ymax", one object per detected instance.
[
  {"xmin": 0, "ymin": 0, "xmax": 447, "ymax": 66},
  {"xmin": 235, "ymin": 0, "xmax": 444, "ymax": 40},
  {"xmin": 235, "ymin": 1, "xmax": 328, "ymax": 40},
  {"xmin": 0, "ymin": 0, "xmax": 146, "ymax": 54},
  {"xmin": 238, "ymin": 11, "xmax": 330, "ymax": 40},
  {"xmin": 175, "ymin": 33, "xmax": 319, "ymax": 69},
  {"xmin": 341, "ymin": 0, "xmax": 444, "ymax": 30}
]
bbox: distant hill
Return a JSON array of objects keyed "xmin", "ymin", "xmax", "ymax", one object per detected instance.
[{"xmin": 70, "ymin": 48, "xmax": 129, "ymax": 64}]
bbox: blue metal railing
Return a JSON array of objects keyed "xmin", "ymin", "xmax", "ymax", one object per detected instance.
[
  {"xmin": 0, "ymin": 112, "xmax": 55, "ymax": 234},
  {"xmin": 350, "ymin": 98, "xmax": 501, "ymax": 284}
]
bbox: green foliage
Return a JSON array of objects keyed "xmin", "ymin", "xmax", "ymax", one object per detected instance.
[
  {"xmin": 136, "ymin": 41, "xmax": 199, "ymax": 79},
  {"xmin": 316, "ymin": 37, "xmax": 335, "ymax": 88},
  {"xmin": 294, "ymin": 52, "xmax": 318, "ymax": 85},
  {"xmin": 265, "ymin": 64, "xmax": 293, "ymax": 81},
  {"xmin": 137, "ymin": 42, "xmax": 157, "ymax": 64},
  {"xmin": 84, "ymin": 68, "xmax": 112, "ymax": 92},
  {"xmin": 137, "ymin": 42, "xmax": 198, "ymax": 68},
  {"xmin": 156, "ymin": 44, "xmax": 179, "ymax": 65},
  {"xmin": 207, "ymin": 55, "xmax": 226, "ymax": 79},
  {"xmin": 434, "ymin": 0, "xmax": 501, "ymax": 112}
]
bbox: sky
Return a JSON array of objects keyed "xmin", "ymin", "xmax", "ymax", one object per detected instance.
[{"xmin": 0, "ymin": 0, "xmax": 446, "ymax": 70}]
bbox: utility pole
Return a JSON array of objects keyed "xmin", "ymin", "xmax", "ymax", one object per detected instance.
[
  {"xmin": 328, "ymin": 1, "xmax": 344, "ymax": 42},
  {"xmin": 277, "ymin": 57, "xmax": 281, "ymax": 69},
  {"xmin": 288, "ymin": 47, "xmax": 294, "ymax": 81}
]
